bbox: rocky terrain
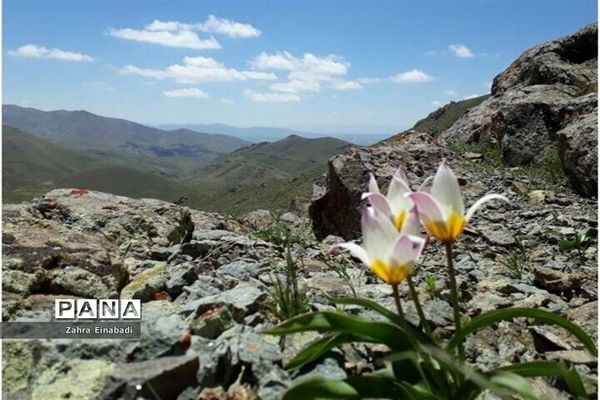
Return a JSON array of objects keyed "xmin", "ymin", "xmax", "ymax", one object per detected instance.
[{"xmin": 2, "ymin": 23, "xmax": 598, "ymax": 400}]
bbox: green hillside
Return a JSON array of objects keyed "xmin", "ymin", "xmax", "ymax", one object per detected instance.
[
  {"xmin": 195, "ymin": 167, "xmax": 324, "ymax": 215},
  {"xmin": 3, "ymin": 126, "xmax": 101, "ymax": 201},
  {"xmin": 3, "ymin": 125, "xmax": 200, "ymax": 204},
  {"xmin": 184, "ymin": 135, "xmax": 349, "ymax": 186},
  {"xmin": 380, "ymin": 95, "xmax": 489, "ymax": 145},
  {"xmin": 183, "ymin": 135, "xmax": 349, "ymax": 215}
]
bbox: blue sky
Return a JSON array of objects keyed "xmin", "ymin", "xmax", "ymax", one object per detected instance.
[{"xmin": 3, "ymin": 0, "xmax": 597, "ymax": 135}]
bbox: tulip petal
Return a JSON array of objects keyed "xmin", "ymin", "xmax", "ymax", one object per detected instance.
[
  {"xmin": 329, "ymin": 242, "xmax": 370, "ymax": 266},
  {"xmin": 387, "ymin": 175, "xmax": 413, "ymax": 214},
  {"xmin": 406, "ymin": 192, "xmax": 445, "ymax": 224},
  {"xmin": 400, "ymin": 206, "xmax": 423, "ymax": 237},
  {"xmin": 361, "ymin": 192, "xmax": 393, "ymax": 216},
  {"xmin": 368, "ymin": 173, "xmax": 381, "ymax": 194},
  {"xmin": 466, "ymin": 193, "xmax": 510, "ymax": 221},
  {"xmin": 393, "ymin": 234, "xmax": 426, "ymax": 265},
  {"xmin": 361, "ymin": 207, "xmax": 398, "ymax": 260},
  {"xmin": 418, "ymin": 176, "xmax": 433, "ymax": 192},
  {"xmin": 431, "ymin": 160, "xmax": 464, "ymax": 216},
  {"xmin": 393, "ymin": 167, "xmax": 409, "ymax": 186}
]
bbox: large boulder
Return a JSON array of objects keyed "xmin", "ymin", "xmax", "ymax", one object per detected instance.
[
  {"xmin": 441, "ymin": 23, "xmax": 597, "ymax": 196},
  {"xmin": 309, "ymin": 131, "xmax": 448, "ymax": 240},
  {"xmin": 556, "ymin": 112, "xmax": 598, "ymax": 197},
  {"xmin": 492, "ymin": 23, "xmax": 597, "ymax": 93}
]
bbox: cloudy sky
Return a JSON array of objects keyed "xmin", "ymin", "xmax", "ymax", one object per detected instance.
[{"xmin": 3, "ymin": 0, "xmax": 596, "ymax": 135}]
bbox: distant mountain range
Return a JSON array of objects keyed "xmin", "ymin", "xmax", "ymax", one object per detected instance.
[
  {"xmin": 157, "ymin": 123, "xmax": 387, "ymax": 146},
  {"xmin": 2, "ymin": 105, "xmax": 352, "ymax": 213},
  {"xmin": 3, "ymin": 105, "xmax": 250, "ymax": 176}
]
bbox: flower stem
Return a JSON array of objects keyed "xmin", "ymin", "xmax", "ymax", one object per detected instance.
[
  {"xmin": 445, "ymin": 242, "xmax": 464, "ymax": 358},
  {"xmin": 391, "ymin": 284, "xmax": 410, "ymax": 334},
  {"xmin": 407, "ymin": 275, "xmax": 433, "ymax": 337}
]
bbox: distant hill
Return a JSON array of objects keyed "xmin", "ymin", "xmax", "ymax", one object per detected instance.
[
  {"xmin": 2, "ymin": 125, "xmax": 199, "ymax": 204},
  {"xmin": 380, "ymin": 95, "xmax": 489, "ymax": 145},
  {"xmin": 158, "ymin": 123, "xmax": 387, "ymax": 146},
  {"xmin": 3, "ymin": 105, "xmax": 250, "ymax": 175},
  {"xmin": 185, "ymin": 135, "xmax": 349, "ymax": 186},
  {"xmin": 184, "ymin": 135, "xmax": 350, "ymax": 214}
]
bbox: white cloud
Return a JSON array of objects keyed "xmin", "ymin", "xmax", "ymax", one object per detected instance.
[
  {"xmin": 333, "ymin": 80, "xmax": 363, "ymax": 90},
  {"xmin": 163, "ymin": 88, "xmax": 209, "ymax": 98},
  {"xmin": 463, "ymin": 93, "xmax": 481, "ymax": 100},
  {"xmin": 424, "ymin": 50, "xmax": 438, "ymax": 57},
  {"xmin": 109, "ymin": 27, "xmax": 221, "ymax": 50},
  {"xmin": 120, "ymin": 56, "xmax": 276, "ymax": 83},
  {"xmin": 244, "ymin": 89, "xmax": 300, "ymax": 103},
  {"xmin": 197, "ymin": 15, "xmax": 261, "ymax": 38},
  {"xmin": 250, "ymin": 51, "xmax": 352, "ymax": 95},
  {"xmin": 449, "ymin": 44, "xmax": 474, "ymax": 58},
  {"xmin": 110, "ymin": 16, "xmax": 259, "ymax": 49},
  {"xmin": 484, "ymin": 80, "xmax": 493, "ymax": 90},
  {"xmin": 390, "ymin": 69, "xmax": 434, "ymax": 83},
  {"xmin": 443, "ymin": 89, "xmax": 458, "ymax": 96},
  {"xmin": 270, "ymin": 79, "xmax": 321, "ymax": 93},
  {"xmin": 432, "ymin": 100, "xmax": 442, "ymax": 107},
  {"xmin": 9, "ymin": 44, "xmax": 94, "ymax": 62},
  {"xmin": 220, "ymin": 98, "xmax": 235, "ymax": 104}
]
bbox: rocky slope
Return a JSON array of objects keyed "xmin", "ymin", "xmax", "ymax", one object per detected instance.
[
  {"xmin": 440, "ymin": 23, "xmax": 597, "ymax": 197},
  {"xmin": 3, "ymin": 127, "xmax": 598, "ymax": 399}
]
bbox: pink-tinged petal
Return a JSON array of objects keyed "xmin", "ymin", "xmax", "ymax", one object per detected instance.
[
  {"xmin": 361, "ymin": 192, "xmax": 393, "ymax": 216},
  {"xmin": 466, "ymin": 193, "xmax": 510, "ymax": 221},
  {"xmin": 393, "ymin": 167, "xmax": 409, "ymax": 186},
  {"xmin": 431, "ymin": 160, "xmax": 464, "ymax": 216},
  {"xmin": 406, "ymin": 192, "xmax": 445, "ymax": 225},
  {"xmin": 368, "ymin": 173, "xmax": 381, "ymax": 194},
  {"xmin": 329, "ymin": 242, "xmax": 370, "ymax": 266},
  {"xmin": 392, "ymin": 234, "xmax": 426, "ymax": 265},
  {"xmin": 400, "ymin": 206, "xmax": 423, "ymax": 237},
  {"xmin": 361, "ymin": 207, "xmax": 398, "ymax": 260},
  {"xmin": 418, "ymin": 176, "xmax": 433, "ymax": 192}
]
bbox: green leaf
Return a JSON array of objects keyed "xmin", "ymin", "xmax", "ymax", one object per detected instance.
[
  {"xmin": 325, "ymin": 295, "xmax": 433, "ymax": 343},
  {"xmin": 282, "ymin": 373, "xmax": 433, "ymax": 400},
  {"xmin": 497, "ymin": 361, "xmax": 588, "ymax": 399},
  {"xmin": 285, "ymin": 333, "xmax": 362, "ymax": 370},
  {"xmin": 325, "ymin": 295, "xmax": 405, "ymax": 326},
  {"xmin": 448, "ymin": 308, "xmax": 597, "ymax": 355},
  {"xmin": 282, "ymin": 377, "xmax": 360, "ymax": 399},
  {"xmin": 266, "ymin": 311, "xmax": 411, "ymax": 352},
  {"xmin": 488, "ymin": 371, "xmax": 538, "ymax": 400}
]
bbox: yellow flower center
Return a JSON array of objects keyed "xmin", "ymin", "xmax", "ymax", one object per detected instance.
[
  {"xmin": 394, "ymin": 209, "xmax": 409, "ymax": 231},
  {"xmin": 370, "ymin": 259, "xmax": 412, "ymax": 285},
  {"xmin": 425, "ymin": 211, "xmax": 466, "ymax": 243}
]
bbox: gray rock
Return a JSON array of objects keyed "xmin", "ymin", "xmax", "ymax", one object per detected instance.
[
  {"xmin": 183, "ymin": 282, "xmax": 267, "ymax": 321},
  {"xmin": 101, "ymin": 355, "xmax": 199, "ymax": 400},
  {"xmin": 217, "ymin": 260, "xmax": 260, "ymax": 281},
  {"xmin": 50, "ymin": 266, "xmax": 113, "ymax": 298},
  {"xmin": 120, "ymin": 263, "xmax": 166, "ymax": 301},
  {"xmin": 2, "ymin": 269, "xmax": 44, "ymax": 295},
  {"xmin": 557, "ymin": 112, "xmax": 598, "ymax": 197},
  {"xmin": 165, "ymin": 261, "xmax": 198, "ymax": 297},
  {"xmin": 190, "ymin": 306, "xmax": 234, "ymax": 339}
]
